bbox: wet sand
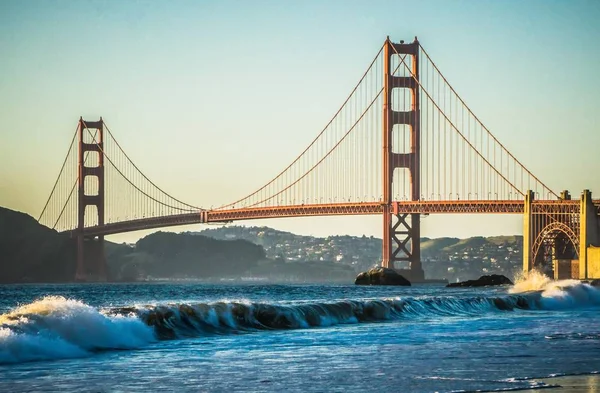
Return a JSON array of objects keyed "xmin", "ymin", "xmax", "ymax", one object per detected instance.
[{"xmin": 532, "ymin": 374, "xmax": 599, "ymax": 392}]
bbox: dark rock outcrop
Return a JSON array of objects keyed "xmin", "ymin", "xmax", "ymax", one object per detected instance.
[
  {"xmin": 446, "ymin": 274, "xmax": 513, "ymax": 288},
  {"xmin": 590, "ymin": 279, "xmax": 600, "ymax": 287},
  {"xmin": 355, "ymin": 267, "xmax": 411, "ymax": 286}
]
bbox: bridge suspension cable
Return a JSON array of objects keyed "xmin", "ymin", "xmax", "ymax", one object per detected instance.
[
  {"xmin": 38, "ymin": 37, "xmax": 561, "ymax": 236},
  {"xmin": 83, "ymin": 120, "xmax": 203, "ymax": 228},
  {"xmin": 215, "ymin": 39, "xmax": 558, "ymax": 213},
  {"xmin": 38, "ymin": 128, "xmax": 97, "ymax": 231},
  {"xmin": 414, "ymin": 43, "xmax": 558, "ymax": 200},
  {"xmin": 216, "ymin": 44, "xmax": 387, "ymax": 210},
  {"xmin": 38, "ymin": 120, "xmax": 204, "ymax": 232}
]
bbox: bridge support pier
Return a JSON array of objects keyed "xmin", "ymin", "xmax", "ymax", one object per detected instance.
[
  {"xmin": 76, "ymin": 117, "xmax": 108, "ymax": 282},
  {"xmin": 579, "ymin": 190, "xmax": 600, "ymax": 279},
  {"xmin": 522, "ymin": 190, "xmax": 535, "ymax": 274},
  {"xmin": 523, "ymin": 189, "xmax": 600, "ymax": 280},
  {"xmin": 383, "ymin": 208, "xmax": 424, "ymax": 281},
  {"xmin": 381, "ymin": 37, "xmax": 424, "ymax": 281},
  {"xmin": 76, "ymin": 235, "xmax": 107, "ymax": 281}
]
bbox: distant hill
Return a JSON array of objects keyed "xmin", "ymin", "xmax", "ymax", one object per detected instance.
[
  {"xmin": 109, "ymin": 231, "xmax": 268, "ymax": 280},
  {"xmin": 0, "ymin": 207, "xmax": 76, "ymax": 282},
  {"xmin": 197, "ymin": 226, "xmax": 523, "ymax": 281},
  {"xmin": 196, "ymin": 226, "xmax": 382, "ymax": 271},
  {"xmin": 420, "ymin": 237, "xmax": 461, "ymax": 254},
  {"xmin": 198, "ymin": 226, "xmax": 522, "ymax": 261}
]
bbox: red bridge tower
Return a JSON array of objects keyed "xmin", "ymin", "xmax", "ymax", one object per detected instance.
[
  {"xmin": 76, "ymin": 117, "xmax": 107, "ymax": 281},
  {"xmin": 382, "ymin": 37, "xmax": 425, "ymax": 281}
]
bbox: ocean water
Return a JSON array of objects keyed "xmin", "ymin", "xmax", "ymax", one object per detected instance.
[{"xmin": 0, "ymin": 272, "xmax": 598, "ymax": 392}]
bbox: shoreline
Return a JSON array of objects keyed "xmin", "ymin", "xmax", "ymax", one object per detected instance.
[{"xmin": 530, "ymin": 374, "xmax": 599, "ymax": 392}]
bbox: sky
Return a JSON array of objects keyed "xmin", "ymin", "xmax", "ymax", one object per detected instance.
[{"xmin": 0, "ymin": 0, "xmax": 599, "ymax": 243}]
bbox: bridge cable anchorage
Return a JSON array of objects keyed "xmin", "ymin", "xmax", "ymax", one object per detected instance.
[
  {"xmin": 215, "ymin": 42, "xmax": 386, "ymax": 211},
  {"xmin": 82, "ymin": 121, "xmax": 202, "ymax": 219},
  {"xmin": 416, "ymin": 44, "xmax": 558, "ymax": 200}
]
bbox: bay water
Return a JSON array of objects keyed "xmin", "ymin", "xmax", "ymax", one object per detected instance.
[{"xmin": 0, "ymin": 272, "xmax": 598, "ymax": 392}]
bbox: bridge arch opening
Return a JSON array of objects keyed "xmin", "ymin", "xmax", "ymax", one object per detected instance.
[{"xmin": 531, "ymin": 221, "xmax": 579, "ymax": 276}]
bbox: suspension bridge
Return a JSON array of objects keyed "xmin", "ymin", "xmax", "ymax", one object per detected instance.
[{"xmin": 38, "ymin": 37, "xmax": 600, "ymax": 282}]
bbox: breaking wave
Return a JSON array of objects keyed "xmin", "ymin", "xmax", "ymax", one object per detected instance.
[
  {"xmin": 0, "ymin": 277, "xmax": 598, "ymax": 364},
  {"xmin": 0, "ymin": 296, "xmax": 155, "ymax": 364},
  {"xmin": 510, "ymin": 270, "xmax": 600, "ymax": 309}
]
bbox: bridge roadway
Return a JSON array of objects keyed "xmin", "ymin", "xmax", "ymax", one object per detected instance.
[
  {"xmin": 66, "ymin": 199, "xmax": 600, "ymax": 238},
  {"xmin": 71, "ymin": 200, "xmax": 600, "ymax": 238}
]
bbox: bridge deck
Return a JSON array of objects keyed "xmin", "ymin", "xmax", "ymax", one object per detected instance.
[
  {"xmin": 68, "ymin": 199, "xmax": 600, "ymax": 237},
  {"xmin": 75, "ymin": 200, "xmax": 543, "ymax": 237}
]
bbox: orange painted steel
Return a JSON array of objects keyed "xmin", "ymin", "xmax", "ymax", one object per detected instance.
[
  {"xmin": 72, "ymin": 200, "xmax": 568, "ymax": 238},
  {"xmin": 381, "ymin": 37, "xmax": 422, "ymax": 273},
  {"xmin": 77, "ymin": 118, "xmax": 107, "ymax": 281},
  {"xmin": 79, "ymin": 212, "xmax": 207, "ymax": 237}
]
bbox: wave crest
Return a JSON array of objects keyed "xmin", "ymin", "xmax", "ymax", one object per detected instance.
[
  {"xmin": 1, "ymin": 282, "xmax": 598, "ymax": 364},
  {"xmin": 510, "ymin": 271, "xmax": 600, "ymax": 309},
  {"xmin": 0, "ymin": 296, "xmax": 154, "ymax": 364}
]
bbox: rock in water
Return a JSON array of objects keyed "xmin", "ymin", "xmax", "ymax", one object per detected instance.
[
  {"xmin": 354, "ymin": 267, "xmax": 411, "ymax": 286},
  {"xmin": 590, "ymin": 279, "xmax": 600, "ymax": 287},
  {"xmin": 355, "ymin": 271, "xmax": 370, "ymax": 285},
  {"xmin": 446, "ymin": 274, "xmax": 513, "ymax": 288}
]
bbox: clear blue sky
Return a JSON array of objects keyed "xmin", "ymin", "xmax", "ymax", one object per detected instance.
[{"xmin": 1, "ymin": 0, "xmax": 599, "ymax": 242}]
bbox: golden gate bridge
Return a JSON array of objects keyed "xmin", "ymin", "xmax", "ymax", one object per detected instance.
[{"xmin": 38, "ymin": 37, "xmax": 600, "ymax": 282}]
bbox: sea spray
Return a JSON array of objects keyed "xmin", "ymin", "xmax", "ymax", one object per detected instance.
[
  {"xmin": 510, "ymin": 270, "xmax": 554, "ymax": 293},
  {"xmin": 510, "ymin": 270, "xmax": 600, "ymax": 309},
  {"xmin": 0, "ymin": 296, "xmax": 155, "ymax": 364}
]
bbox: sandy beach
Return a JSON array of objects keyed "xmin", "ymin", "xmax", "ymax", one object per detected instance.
[{"xmin": 532, "ymin": 374, "xmax": 600, "ymax": 392}]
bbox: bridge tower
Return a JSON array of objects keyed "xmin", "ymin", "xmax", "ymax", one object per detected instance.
[
  {"xmin": 76, "ymin": 117, "xmax": 107, "ymax": 281},
  {"xmin": 382, "ymin": 37, "xmax": 425, "ymax": 281}
]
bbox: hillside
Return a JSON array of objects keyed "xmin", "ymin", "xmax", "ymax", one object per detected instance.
[
  {"xmin": 109, "ymin": 231, "xmax": 267, "ymax": 280},
  {"xmin": 197, "ymin": 226, "xmax": 382, "ymax": 271},
  {"xmin": 198, "ymin": 226, "xmax": 524, "ymax": 281},
  {"xmin": 108, "ymin": 231, "xmax": 356, "ymax": 282},
  {"xmin": 0, "ymin": 207, "xmax": 76, "ymax": 282}
]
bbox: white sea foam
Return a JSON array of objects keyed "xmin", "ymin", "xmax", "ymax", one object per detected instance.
[
  {"xmin": 0, "ymin": 296, "xmax": 155, "ymax": 364},
  {"xmin": 2, "ymin": 282, "xmax": 599, "ymax": 365},
  {"xmin": 510, "ymin": 270, "xmax": 600, "ymax": 309}
]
